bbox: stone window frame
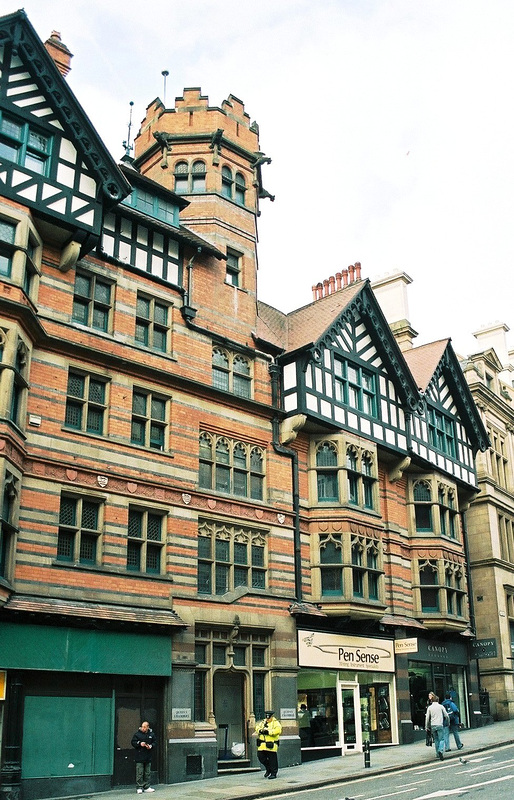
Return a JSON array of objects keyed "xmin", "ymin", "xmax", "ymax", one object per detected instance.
[
  {"xmin": 135, "ymin": 291, "xmax": 172, "ymax": 354},
  {"xmin": 0, "ymin": 207, "xmax": 42, "ymax": 302},
  {"xmin": 72, "ymin": 268, "xmax": 115, "ymax": 333},
  {"xmin": 310, "ymin": 434, "xmax": 378, "ymax": 511},
  {"xmin": 64, "ymin": 368, "xmax": 109, "ymax": 437},
  {"xmin": 315, "ymin": 529, "xmax": 383, "ymax": 602},
  {"xmin": 211, "ymin": 346, "xmax": 253, "ymax": 398},
  {"xmin": 197, "ymin": 518, "xmax": 267, "ymax": 596},
  {"xmin": 409, "ymin": 475, "xmax": 460, "ymax": 540},
  {"xmin": 130, "ymin": 386, "xmax": 169, "ymax": 451},
  {"xmin": 194, "ymin": 624, "xmax": 270, "ymax": 723},
  {"xmin": 56, "ymin": 492, "xmax": 104, "ymax": 566},
  {"xmin": 127, "ymin": 504, "xmax": 167, "ymax": 575},
  {"xmin": 198, "ymin": 431, "xmax": 265, "ymax": 500}
]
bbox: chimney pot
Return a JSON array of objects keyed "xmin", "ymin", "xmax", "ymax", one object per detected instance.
[
  {"xmin": 355, "ymin": 262, "xmax": 361, "ymax": 280},
  {"xmin": 342, "ymin": 269, "xmax": 349, "ymax": 286},
  {"xmin": 348, "ymin": 264, "xmax": 355, "ymax": 282},
  {"xmin": 329, "ymin": 276, "xmax": 336, "ymax": 294},
  {"xmin": 335, "ymin": 272, "xmax": 342, "ymax": 290},
  {"xmin": 44, "ymin": 30, "xmax": 73, "ymax": 78}
]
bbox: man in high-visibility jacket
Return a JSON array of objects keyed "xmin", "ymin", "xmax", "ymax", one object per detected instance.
[{"xmin": 255, "ymin": 710, "xmax": 282, "ymax": 779}]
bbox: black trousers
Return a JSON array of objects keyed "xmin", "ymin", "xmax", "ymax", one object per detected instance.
[{"xmin": 257, "ymin": 748, "xmax": 278, "ymax": 776}]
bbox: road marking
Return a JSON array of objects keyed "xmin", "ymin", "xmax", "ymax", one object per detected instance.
[{"xmin": 411, "ymin": 773, "xmax": 514, "ymax": 800}]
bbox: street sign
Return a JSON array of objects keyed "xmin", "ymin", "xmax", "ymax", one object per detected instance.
[{"xmin": 470, "ymin": 638, "xmax": 497, "ymax": 659}]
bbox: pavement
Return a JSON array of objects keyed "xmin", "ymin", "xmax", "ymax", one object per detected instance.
[{"xmin": 48, "ymin": 719, "xmax": 514, "ymax": 800}]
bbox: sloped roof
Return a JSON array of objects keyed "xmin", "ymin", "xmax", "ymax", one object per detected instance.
[
  {"xmin": 403, "ymin": 339, "xmax": 450, "ymax": 391},
  {"xmin": 256, "ymin": 280, "xmax": 364, "ymax": 354}
]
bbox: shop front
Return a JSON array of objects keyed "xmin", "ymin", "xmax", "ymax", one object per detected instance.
[
  {"xmin": 297, "ymin": 629, "xmax": 397, "ymax": 760},
  {"xmin": 405, "ymin": 637, "xmax": 469, "ymax": 732}
]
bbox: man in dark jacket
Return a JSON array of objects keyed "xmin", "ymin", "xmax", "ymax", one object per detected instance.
[{"xmin": 131, "ymin": 721, "xmax": 156, "ymax": 793}]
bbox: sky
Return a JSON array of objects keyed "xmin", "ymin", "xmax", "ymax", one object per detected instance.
[{"xmin": 7, "ymin": 0, "xmax": 514, "ymax": 359}]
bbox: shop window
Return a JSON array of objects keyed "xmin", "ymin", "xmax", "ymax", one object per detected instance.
[
  {"xmin": 65, "ymin": 370, "xmax": 108, "ymax": 435},
  {"xmin": 57, "ymin": 495, "xmax": 102, "ymax": 565},
  {"xmin": 199, "ymin": 432, "xmax": 264, "ymax": 500},
  {"xmin": 135, "ymin": 293, "xmax": 170, "ymax": 353},
  {"xmin": 127, "ymin": 506, "xmax": 165, "ymax": 574},
  {"xmin": 221, "ymin": 165, "xmax": 233, "ymax": 198},
  {"xmin": 197, "ymin": 519, "xmax": 266, "ymax": 594},
  {"xmin": 507, "ymin": 594, "xmax": 514, "ymax": 659},
  {"xmin": 320, "ymin": 534, "xmax": 343, "ymax": 595},
  {"xmin": 0, "ymin": 111, "xmax": 52, "ymax": 175},
  {"xmin": 194, "ymin": 671, "xmax": 206, "ymax": 722},
  {"xmin": 212, "ymin": 347, "xmax": 252, "ymax": 398},
  {"xmin": 131, "ymin": 389, "xmax": 167, "ymax": 450},
  {"xmin": 419, "ymin": 560, "xmax": 439, "ymax": 612},
  {"xmin": 428, "ymin": 408, "xmax": 456, "ymax": 458},
  {"xmin": 413, "ymin": 480, "xmax": 433, "ymax": 532}
]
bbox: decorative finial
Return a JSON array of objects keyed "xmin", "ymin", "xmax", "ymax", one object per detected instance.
[
  {"xmin": 122, "ymin": 101, "xmax": 134, "ymax": 160},
  {"xmin": 162, "ymin": 70, "xmax": 169, "ymax": 106}
]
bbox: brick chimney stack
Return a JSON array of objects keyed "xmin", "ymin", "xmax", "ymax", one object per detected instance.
[
  {"xmin": 311, "ymin": 262, "xmax": 363, "ymax": 301},
  {"xmin": 44, "ymin": 31, "xmax": 73, "ymax": 78}
]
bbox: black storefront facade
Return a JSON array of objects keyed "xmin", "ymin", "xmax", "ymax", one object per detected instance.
[{"xmin": 399, "ymin": 634, "xmax": 482, "ymax": 735}]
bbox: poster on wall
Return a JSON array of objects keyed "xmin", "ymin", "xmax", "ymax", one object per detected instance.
[{"xmin": 297, "ymin": 630, "xmax": 395, "ymax": 672}]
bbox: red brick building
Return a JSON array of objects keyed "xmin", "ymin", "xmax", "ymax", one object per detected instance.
[{"xmin": 0, "ymin": 10, "xmax": 489, "ymax": 800}]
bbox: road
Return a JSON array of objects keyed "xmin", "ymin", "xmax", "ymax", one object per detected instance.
[{"xmin": 272, "ymin": 743, "xmax": 514, "ymax": 800}]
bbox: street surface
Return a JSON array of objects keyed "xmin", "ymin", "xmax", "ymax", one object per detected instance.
[{"xmin": 271, "ymin": 743, "xmax": 514, "ymax": 800}]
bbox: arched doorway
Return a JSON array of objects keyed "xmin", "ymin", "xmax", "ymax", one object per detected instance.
[{"xmin": 213, "ymin": 671, "xmax": 246, "ymax": 759}]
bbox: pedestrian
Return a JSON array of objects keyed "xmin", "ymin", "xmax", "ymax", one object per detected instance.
[
  {"xmin": 298, "ymin": 703, "xmax": 313, "ymax": 746},
  {"xmin": 442, "ymin": 691, "xmax": 464, "ymax": 751},
  {"xmin": 255, "ymin": 710, "xmax": 282, "ymax": 779},
  {"xmin": 425, "ymin": 693, "xmax": 449, "ymax": 760},
  {"xmin": 131, "ymin": 721, "xmax": 156, "ymax": 793}
]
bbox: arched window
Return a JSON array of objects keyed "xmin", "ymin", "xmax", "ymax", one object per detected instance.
[
  {"xmin": 413, "ymin": 480, "xmax": 433, "ymax": 532},
  {"xmin": 233, "ymin": 355, "xmax": 251, "ymax": 398},
  {"xmin": 221, "ymin": 166, "xmax": 233, "ymax": 198},
  {"xmin": 320, "ymin": 535, "xmax": 343, "ymax": 595},
  {"xmin": 316, "ymin": 442, "xmax": 338, "ymax": 503},
  {"xmin": 174, "ymin": 161, "xmax": 189, "ymax": 194},
  {"xmin": 212, "ymin": 347, "xmax": 230, "ymax": 391},
  {"xmin": 192, "ymin": 160, "xmax": 206, "ymax": 192},
  {"xmin": 235, "ymin": 172, "xmax": 246, "ymax": 205},
  {"xmin": 198, "ymin": 431, "xmax": 265, "ymax": 500}
]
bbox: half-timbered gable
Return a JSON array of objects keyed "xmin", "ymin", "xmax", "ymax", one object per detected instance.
[
  {"xmin": 274, "ymin": 280, "xmax": 421, "ymax": 454},
  {"xmin": 0, "ymin": 11, "xmax": 130, "ymax": 254},
  {"xmin": 405, "ymin": 340, "xmax": 488, "ymax": 489},
  {"xmin": 99, "ymin": 163, "xmax": 226, "ymax": 289}
]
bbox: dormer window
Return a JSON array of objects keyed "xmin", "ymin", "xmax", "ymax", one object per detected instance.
[{"xmin": 0, "ymin": 112, "xmax": 52, "ymax": 176}]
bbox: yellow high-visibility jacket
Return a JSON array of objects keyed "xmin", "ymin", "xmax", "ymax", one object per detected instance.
[{"xmin": 255, "ymin": 717, "xmax": 282, "ymax": 752}]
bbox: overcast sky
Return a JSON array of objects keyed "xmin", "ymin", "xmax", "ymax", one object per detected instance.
[{"xmin": 10, "ymin": 0, "xmax": 514, "ymax": 359}]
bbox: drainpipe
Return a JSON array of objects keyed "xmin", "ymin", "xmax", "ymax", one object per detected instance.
[
  {"xmin": 181, "ymin": 247, "xmax": 201, "ymax": 323},
  {"xmin": 269, "ymin": 363, "xmax": 302, "ymax": 601}
]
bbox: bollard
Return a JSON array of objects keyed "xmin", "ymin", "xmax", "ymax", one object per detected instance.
[{"xmin": 363, "ymin": 739, "xmax": 371, "ymax": 768}]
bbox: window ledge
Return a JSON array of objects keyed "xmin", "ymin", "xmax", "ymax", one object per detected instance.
[{"xmin": 51, "ymin": 559, "xmax": 173, "ymax": 581}]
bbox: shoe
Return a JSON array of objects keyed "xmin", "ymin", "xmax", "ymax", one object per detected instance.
[
  {"xmin": 458, "ymin": 744, "xmax": 464, "ymax": 750},
  {"xmin": 144, "ymin": 789, "xmax": 155, "ymax": 793},
  {"xmin": 137, "ymin": 790, "xmax": 143, "ymax": 794},
  {"xmin": 268, "ymin": 775, "xmax": 277, "ymax": 779},
  {"xmin": 264, "ymin": 771, "xmax": 270, "ymax": 778},
  {"xmin": 438, "ymin": 752, "xmax": 444, "ymax": 760},
  {"xmin": 447, "ymin": 749, "xmax": 451, "ymax": 751}
]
